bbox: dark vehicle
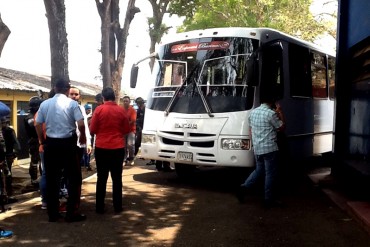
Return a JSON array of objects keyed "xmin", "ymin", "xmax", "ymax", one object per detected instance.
[{"xmin": 333, "ymin": 1, "xmax": 370, "ymax": 179}]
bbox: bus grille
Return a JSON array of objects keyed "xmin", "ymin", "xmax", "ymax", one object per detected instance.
[
  {"xmin": 162, "ymin": 137, "xmax": 214, "ymax": 147},
  {"xmin": 162, "ymin": 138, "xmax": 184, "ymax": 145}
]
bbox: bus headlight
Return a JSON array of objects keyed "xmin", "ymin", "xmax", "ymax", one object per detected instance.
[
  {"xmin": 221, "ymin": 139, "xmax": 250, "ymax": 150},
  {"xmin": 142, "ymin": 134, "xmax": 156, "ymax": 144}
]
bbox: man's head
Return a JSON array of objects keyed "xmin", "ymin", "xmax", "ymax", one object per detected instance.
[
  {"xmin": 84, "ymin": 104, "xmax": 92, "ymax": 115},
  {"xmin": 122, "ymin": 96, "xmax": 130, "ymax": 109},
  {"xmin": 135, "ymin": 97, "xmax": 144, "ymax": 107},
  {"xmin": 1, "ymin": 117, "xmax": 9, "ymax": 128},
  {"xmin": 69, "ymin": 86, "xmax": 81, "ymax": 102},
  {"xmin": 101, "ymin": 87, "xmax": 115, "ymax": 102},
  {"xmin": 95, "ymin": 93, "xmax": 104, "ymax": 105},
  {"xmin": 29, "ymin": 96, "xmax": 43, "ymax": 114},
  {"xmin": 54, "ymin": 79, "xmax": 71, "ymax": 94},
  {"xmin": 260, "ymin": 92, "xmax": 277, "ymax": 107}
]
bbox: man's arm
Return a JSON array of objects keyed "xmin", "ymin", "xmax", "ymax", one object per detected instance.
[
  {"xmin": 274, "ymin": 103, "xmax": 285, "ymax": 132},
  {"xmin": 35, "ymin": 123, "xmax": 45, "ymax": 145},
  {"xmin": 77, "ymin": 119, "xmax": 86, "ymax": 146}
]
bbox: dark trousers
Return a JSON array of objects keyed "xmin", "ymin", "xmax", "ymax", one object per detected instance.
[
  {"xmin": 5, "ymin": 155, "xmax": 14, "ymax": 196},
  {"xmin": 44, "ymin": 135, "xmax": 81, "ymax": 219},
  {"xmin": 135, "ymin": 130, "xmax": 142, "ymax": 156},
  {"xmin": 95, "ymin": 147, "xmax": 124, "ymax": 212}
]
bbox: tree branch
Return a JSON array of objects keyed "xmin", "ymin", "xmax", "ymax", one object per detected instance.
[{"xmin": 0, "ymin": 14, "xmax": 11, "ymax": 57}]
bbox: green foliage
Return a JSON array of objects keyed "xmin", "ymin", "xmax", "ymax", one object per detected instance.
[
  {"xmin": 148, "ymin": 17, "xmax": 170, "ymax": 44},
  {"xmin": 168, "ymin": 0, "xmax": 332, "ymax": 42}
]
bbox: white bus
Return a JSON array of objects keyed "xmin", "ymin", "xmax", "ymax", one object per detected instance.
[{"xmin": 130, "ymin": 27, "xmax": 335, "ymax": 176}]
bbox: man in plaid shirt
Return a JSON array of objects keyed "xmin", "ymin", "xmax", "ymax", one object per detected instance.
[{"xmin": 237, "ymin": 96, "xmax": 285, "ymax": 208}]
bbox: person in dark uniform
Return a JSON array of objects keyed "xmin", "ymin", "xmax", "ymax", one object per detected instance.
[
  {"xmin": 35, "ymin": 79, "xmax": 87, "ymax": 223},
  {"xmin": 24, "ymin": 96, "xmax": 43, "ymax": 186},
  {"xmin": 1, "ymin": 117, "xmax": 21, "ymax": 196},
  {"xmin": 0, "ymin": 101, "xmax": 13, "ymax": 237},
  {"xmin": 134, "ymin": 97, "xmax": 145, "ymax": 156}
]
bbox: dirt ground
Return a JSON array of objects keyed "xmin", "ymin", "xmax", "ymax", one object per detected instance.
[{"xmin": 1, "ymin": 159, "xmax": 370, "ymax": 246}]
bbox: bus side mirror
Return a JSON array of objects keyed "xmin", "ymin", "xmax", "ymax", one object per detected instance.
[
  {"xmin": 130, "ymin": 64, "xmax": 139, "ymax": 88},
  {"xmin": 246, "ymin": 54, "xmax": 258, "ymax": 86}
]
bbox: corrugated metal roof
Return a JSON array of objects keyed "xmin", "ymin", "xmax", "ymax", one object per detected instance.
[{"xmin": 0, "ymin": 67, "xmax": 102, "ymax": 96}]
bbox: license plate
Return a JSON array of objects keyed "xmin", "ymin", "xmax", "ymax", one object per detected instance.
[{"xmin": 178, "ymin": 152, "xmax": 193, "ymax": 162}]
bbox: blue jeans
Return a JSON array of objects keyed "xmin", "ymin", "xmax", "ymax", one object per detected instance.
[
  {"xmin": 124, "ymin": 132, "xmax": 135, "ymax": 161},
  {"xmin": 82, "ymin": 147, "xmax": 91, "ymax": 168},
  {"xmin": 241, "ymin": 151, "xmax": 279, "ymax": 202}
]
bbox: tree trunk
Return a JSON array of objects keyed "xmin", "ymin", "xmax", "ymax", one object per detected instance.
[
  {"xmin": 95, "ymin": 0, "xmax": 140, "ymax": 101},
  {"xmin": 96, "ymin": 0, "xmax": 112, "ymax": 88},
  {"xmin": 43, "ymin": 0, "xmax": 70, "ymax": 88},
  {"xmin": 0, "ymin": 14, "xmax": 11, "ymax": 58}
]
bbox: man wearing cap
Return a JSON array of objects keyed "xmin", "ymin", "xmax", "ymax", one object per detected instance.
[
  {"xmin": 24, "ymin": 96, "xmax": 43, "ymax": 186},
  {"xmin": 35, "ymin": 79, "xmax": 87, "ymax": 222},
  {"xmin": 134, "ymin": 97, "xmax": 145, "ymax": 156},
  {"xmin": 1, "ymin": 117, "xmax": 21, "ymax": 197},
  {"xmin": 84, "ymin": 104, "xmax": 92, "ymax": 120}
]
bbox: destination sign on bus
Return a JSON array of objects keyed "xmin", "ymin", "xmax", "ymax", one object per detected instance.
[{"xmin": 171, "ymin": 41, "xmax": 230, "ymax": 53}]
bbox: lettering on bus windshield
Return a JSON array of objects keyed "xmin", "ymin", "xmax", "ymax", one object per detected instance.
[{"xmin": 171, "ymin": 41, "xmax": 230, "ymax": 53}]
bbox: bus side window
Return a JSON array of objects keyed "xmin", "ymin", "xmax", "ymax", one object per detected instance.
[
  {"xmin": 261, "ymin": 42, "xmax": 284, "ymax": 100},
  {"xmin": 328, "ymin": 56, "xmax": 335, "ymax": 100},
  {"xmin": 311, "ymin": 52, "xmax": 328, "ymax": 98},
  {"xmin": 289, "ymin": 44, "xmax": 311, "ymax": 97}
]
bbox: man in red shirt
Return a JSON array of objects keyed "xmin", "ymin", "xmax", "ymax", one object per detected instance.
[
  {"xmin": 89, "ymin": 87, "xmax": 130, "ymax": 214},
  {"xmin": 121, "ymin": 96, "xmax": 137, "ymax": 166}
]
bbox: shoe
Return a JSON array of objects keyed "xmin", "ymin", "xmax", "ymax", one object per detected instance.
[
  {"xmin": 0, "ymin": 229, "xmax": 13, "ymax": 239},
  {"xmin": 59, "ymin": 188, "xmax": 68, "ymax": 199},
  {"xmin": 162, "ymin": 164, "xmax": 172, "ymax": 172},
  {"xmin": 126, "ymin": 159, "xmax": 134, "ymax": 166},
  {"xmin": 146, "ymin": 160, "xmax": 155, "ymax": 166},
  {"xmin": 41, "ymin": 202, "xmax": 47, "ymax": 210},
  {"xmin": 65, "ymin": 213, "xmax": 87, "ymax": 223},
  {"xmin": 236, "ymin": 186, "xmax": 247, "ymax": 203}
]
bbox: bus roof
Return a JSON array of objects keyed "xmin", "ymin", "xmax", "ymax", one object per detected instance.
[{"xmin": 160, "ymin": 27, "xmax": 335, "ymax": 57}]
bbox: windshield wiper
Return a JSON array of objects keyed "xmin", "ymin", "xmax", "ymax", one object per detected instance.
[
  {"xmin": 164, "ymin": 65, "xmax": 197, "ymax": 116},
  {"xmin": 164, "ymin": 64, "xmax": 214, "ymax": 117},
  {"xmin": 193, "ymin": 68, "xmax": 214, "ymax": 117}
]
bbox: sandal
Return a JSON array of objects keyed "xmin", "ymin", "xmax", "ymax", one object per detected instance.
[{"xmin": 0, "ymin": 228, "xmax": 13, "ymax": 239}]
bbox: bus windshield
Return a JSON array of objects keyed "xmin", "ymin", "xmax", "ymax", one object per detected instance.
[{"xmin": 147, "ymin": 37, "xmax": 259, "ymax": 114}]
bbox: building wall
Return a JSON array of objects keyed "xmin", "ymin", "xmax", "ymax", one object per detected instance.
[{"xmin": 0, "ymin": 90, "xmax": 97, "ymax": 163}]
